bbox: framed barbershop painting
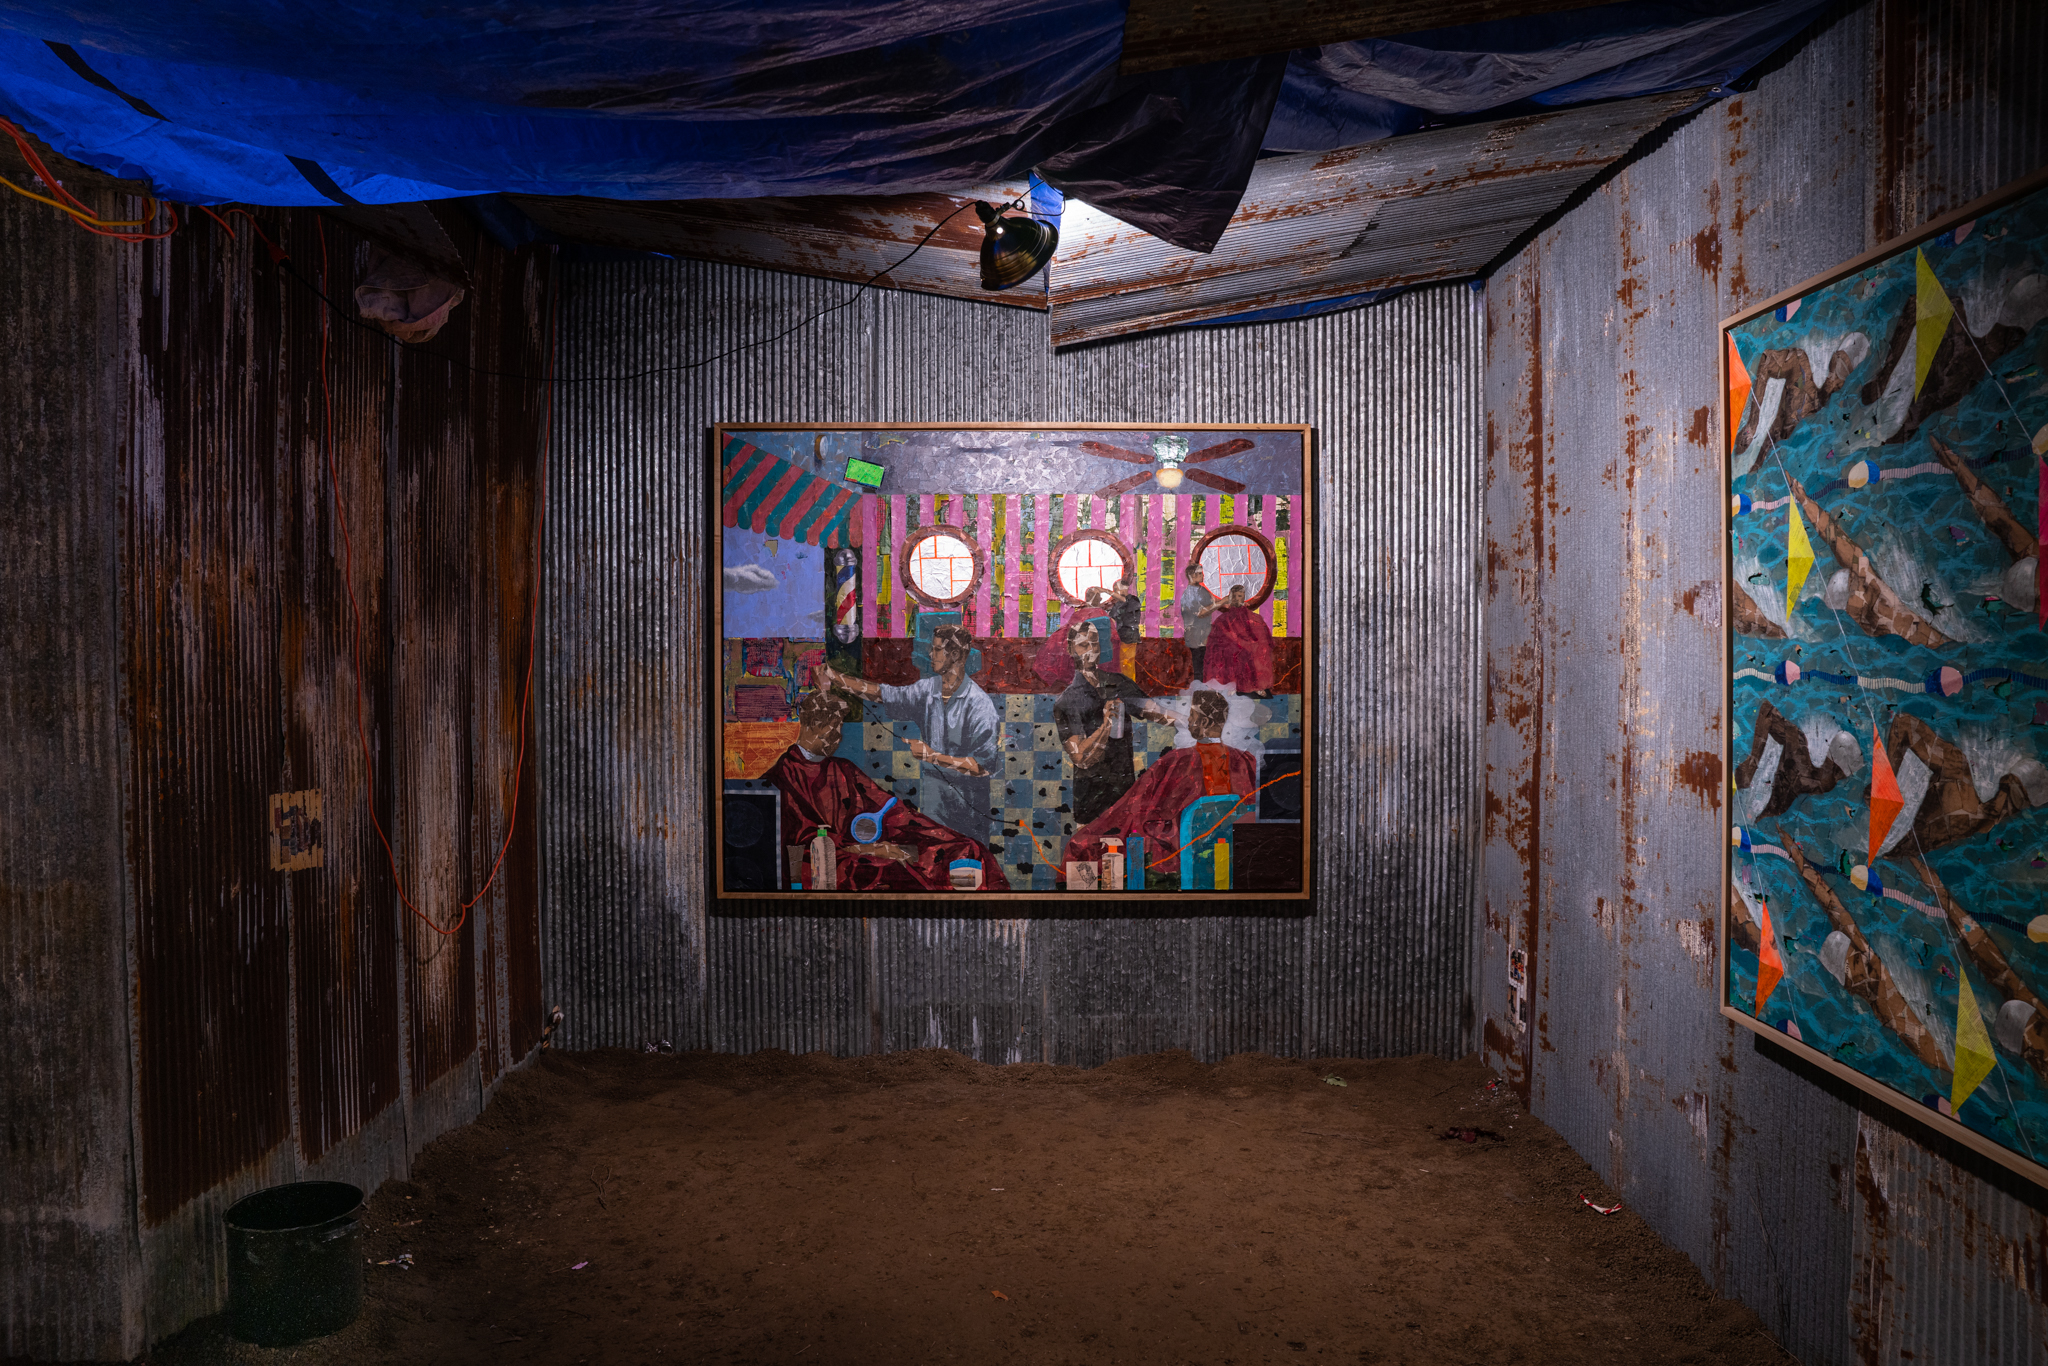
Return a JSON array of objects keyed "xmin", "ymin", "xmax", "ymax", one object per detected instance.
[
  {"xmin": 712, "ymin": 424, "xmax": 1313, "ymax": 912},
  {"xmin": 1721, "ymin": 167, "xmax": 2048, "ymax": 1187}
]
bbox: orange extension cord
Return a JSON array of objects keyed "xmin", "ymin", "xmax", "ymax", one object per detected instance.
[
  {"xmin": 317, "ymin": 218, "xmax": 553, "ymax": 937},
  {"xmin": 5, "ymin": 115, "xmax": 551, "ymax": 938},
  {"xmin": 0, "ymin": 116, "xmax": 177, "ymax": 239}
]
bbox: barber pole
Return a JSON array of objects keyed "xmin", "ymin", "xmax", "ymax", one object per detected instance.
[{"xmin": 831, "ymin": 549, "xmax": 860, "ymax": 645}]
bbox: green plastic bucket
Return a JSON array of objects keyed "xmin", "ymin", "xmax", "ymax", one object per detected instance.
[{"xmin": 223, "ymin": 1181, "xmax": 364, "ymax": 1346}]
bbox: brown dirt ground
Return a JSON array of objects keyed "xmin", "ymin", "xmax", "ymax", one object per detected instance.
[{"xmin": 143, "ymin": 1049, "xmax": 1799, "ymax": 1366}]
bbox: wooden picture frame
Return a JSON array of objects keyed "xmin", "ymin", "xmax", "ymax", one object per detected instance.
[
  {"xmin": 1719, "ymin": 167, "xmax": 2048, "ymax": 1189},
  {"xmin": 713, "ymin": 423, "xmax": 1313, "ymax": 913}
]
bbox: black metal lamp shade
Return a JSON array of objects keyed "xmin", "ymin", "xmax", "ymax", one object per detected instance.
[{"xmin": 975, "ymin": 201, "xmax": 1058, "ymax": 290}]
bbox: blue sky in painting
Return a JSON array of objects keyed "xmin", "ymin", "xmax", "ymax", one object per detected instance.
[{"xmin": 722, "ymin": 526, "xmax": 827, "ymax": 640}]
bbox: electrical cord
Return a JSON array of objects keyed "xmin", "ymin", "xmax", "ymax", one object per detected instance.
[
  {"xmin": 274, "ymin": 188, "xmax": 1030, "ymax": 383},
  {"xmin": 3, "ymin": 120, "xmax": 1036, "ymax": 932},
  {"xmin": 316, "ymin": 216, "xmax": 555, "ymax": 937},
  {"xmin": 0, "ymin": 116, "xmax": 177, "ymax": 239},
  {"xmin": 2, "ymin": 111, "xmax": 1032, "ymax": 383}
]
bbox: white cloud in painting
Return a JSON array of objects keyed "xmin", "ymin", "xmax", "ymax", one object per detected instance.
[{"xmin": 724, "ymin": 564, "xmax": 779, "ymax": 593}]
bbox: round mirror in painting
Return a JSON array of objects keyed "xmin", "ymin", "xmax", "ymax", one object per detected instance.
[
  {"xmin": 901, "ymin": 527, "xmax": 982, "ymax": 606},
  {"xmin": 1193, "ymin": 526, "xmax": 1275, "ymax": 607},
  {"xmin": 1053, "ymin": 531, "xmax": 1132, "ymax": 606}
]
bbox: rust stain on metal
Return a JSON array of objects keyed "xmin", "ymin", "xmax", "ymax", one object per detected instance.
[
  {"xmin": 1051, "ymin": 88, "xmax": 1704, "ymax": 346},
  {"xmin": 1673, "ymin": 751, "xmax": 1724, "ymax": 805},
  {"xmin": 1690, "ymin": 223, "xmax": 1723, "ymax": 279},
  {"xmin": 1685, "ymin": 405, "xmax": 1712, "ymax": 447},
  {"xmin": 122, "ymin": 206, "xmax": 548, "ymax": 1212},
  {"xmin": 1851, "ymin": 1124, "xmax": 1894, "ymax": 1366},
  {"xmin": 512, "ymin": 186, "xmax": 1042, "ymax": 311}
]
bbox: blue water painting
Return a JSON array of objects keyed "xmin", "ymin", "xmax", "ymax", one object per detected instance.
[{"xmin": 1726, "ymin": 180, "xmax": 2048, "ymax": 1173}]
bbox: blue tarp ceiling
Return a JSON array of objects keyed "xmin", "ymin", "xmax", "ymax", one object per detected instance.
[{"xmin": 0, "ymin": 1, "xmax": 1826, "ymax": 254}]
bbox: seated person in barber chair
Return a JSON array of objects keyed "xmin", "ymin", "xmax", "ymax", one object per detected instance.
[{"xmin": 761, "ymin": 690, "xmax": 1009, "ymax": 892}]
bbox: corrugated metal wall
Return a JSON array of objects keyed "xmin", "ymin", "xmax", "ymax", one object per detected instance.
[
  {"xmin": 0, "ymin": 173, "xmax": 551, "ymax": 1360},
  {"xmin": 1480, "ymin": 3, "xmax": 2048, "ymax": 1364},
  {"xmin": 0, "ymin": 145, "xmax": 141, "ymax": 1366},
  {"xmin": 543, "ymin": 274, "xmax": 1486, "ymax": 1066},
  {"xmin": 122, "ymin": 210, "xmax": 552, "ymax": 1344}
]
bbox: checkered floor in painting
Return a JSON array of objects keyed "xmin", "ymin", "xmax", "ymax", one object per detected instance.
[{"xmin": 834, "ymin": 692, "xmax": 1301, "ymax": 891}]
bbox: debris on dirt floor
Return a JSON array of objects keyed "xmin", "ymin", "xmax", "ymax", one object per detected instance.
[
  {"xmin": 370, "ymin": 1253, "xmax": 413, "ymax": 1269},
  {"xmin": 1439, "ymin": 1127, "xmax": 1505, "ymax": 1143},
  {"xmin": 1579, "ymin": 1194, "xmax": 1623, "ymax": 1215},
  {"xmin": 1322, "ymin": 1075, "xmax": 1347, "ymax": 1087},
  {"xmin": 991, "ymin": 1289, "xmax": 1009, "ymax": 1300},
  {"xmin": 571, "ymin": 1260, "xmax": 589, "ymax": 1269}
]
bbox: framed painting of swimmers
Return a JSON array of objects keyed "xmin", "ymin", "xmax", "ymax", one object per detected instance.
[
  {"xmin": 711, "ymin": 423, "xmax": 1313, "ymax": 914},
  {"xmin": 1720, "ymin": 167, "xmax": 2048, "ymax": 1188}
]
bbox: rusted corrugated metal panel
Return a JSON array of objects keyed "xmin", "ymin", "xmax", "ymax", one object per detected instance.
[
  {"xmin": 1852, "ymin": 1111, "xmax": 2048, "ymax": 1360},
  {"xmin": 0, "ymin": 158, "xmax": 144, "ymax": 1365},
  {"xmin": 514, "ymin": 183, "xmax": 1042, "ymax": 309},
  {"xmin": 1871, "ymin": 0, "xmax": 2048, "ymax": 247},
  {"xmin": 275, "ymin": 219, "xmax": 407, "ymax": 1172},
  {"xmin": 0, "ymin": 146, "xmax": 547, "ymax": 1355},
  {"xmin": 1480, "ymin": 2, "xmax": 2048, "ymax": 1363},
  {"xmin": 384, "ymin": 231, "xmax": 482, "ymax": 1092},
  {"xmin": 1046, "ymin": 89, "xmax": 1704, "ymax": 347},
  {"xmin": 543, "ymin": 264, "xmax": 1484, "ymax": 1066},
  {"xmin": 126, "ymin": 206, "xmax": 300, "ymax": 1225},
  {"xmin": 1117, "ymin": 0, "xmax": 1590, "ymax": 74},
  {"xmin": 467, "ymin": 228, "xmax": 551, "ymax": 1082}
]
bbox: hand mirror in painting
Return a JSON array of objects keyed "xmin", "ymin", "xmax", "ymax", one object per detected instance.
[{"xmin": 849, "ymin": 795, "xmax": 898, "ymax": 844}]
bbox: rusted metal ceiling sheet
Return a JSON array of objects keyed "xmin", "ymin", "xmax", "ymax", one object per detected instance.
[
  {"xmin": 1479, "ymin": 3, "xmax": 2048, "ymax": 1364},
  {"xmin": 1046, "ymin": 87, "xmax": 1704, "ymax": 347},
  {"xmin": 0, "ymin": 151, "xmax": 143, "ymax": 1366},
  {"xmin": 543, "ymin": 263, "xmax": 1483, "ymax": 1065},
  {"xmin": 1117, "ymin": 0, "xmax": 1592, "ymax": 73},
  {"xmin": 512, "ymin": 183, "xmax": 1043, "ymax": 310}
]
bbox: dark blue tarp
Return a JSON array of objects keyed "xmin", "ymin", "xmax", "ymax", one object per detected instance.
[
  {"xmin": 1263, "ymin": 0, "xmax": 1830, "ymax": 153},
  {"xmin": 0, "ymin": 1, "xmax": 1826, "ymax": 253},
  {"xmin": 0, "ymin": 3, "xmax": 1127, "ymax": 203},
  {"xmin": 0, "ymin": 1, "xmax": 1290, "ymax": 252}
]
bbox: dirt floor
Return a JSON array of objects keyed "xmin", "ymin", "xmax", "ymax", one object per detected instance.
[{"xmin": 143, "ymin": 1048, "xmax": 1799, "ymax": 1366}]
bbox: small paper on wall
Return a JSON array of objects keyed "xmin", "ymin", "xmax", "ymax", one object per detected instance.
[{"xmin": 269, "ymin": 790, "xmax": 323, "ymax": 872}]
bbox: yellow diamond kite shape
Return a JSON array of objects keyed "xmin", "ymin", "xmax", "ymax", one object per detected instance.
[
  {"xmin": 1785, "ymin": 499, "xmax": 1814, "ymax": 612},
  {"xmin": 1914, "ymin": 249, "xmax": 1953, "ymax": 397}
]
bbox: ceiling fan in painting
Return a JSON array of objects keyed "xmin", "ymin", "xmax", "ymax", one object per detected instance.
[{"xmin": 1079, "ymin": 435, "xmax": 1255, "ymax": 498}]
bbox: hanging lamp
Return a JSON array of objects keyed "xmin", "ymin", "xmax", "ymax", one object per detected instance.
[{"xmin": 975, "ymin": 201, "xmax": 1058, "ymax": 290}]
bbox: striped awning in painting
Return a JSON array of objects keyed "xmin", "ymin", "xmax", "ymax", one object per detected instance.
[{"xmin": 720, "ymin": 435, "xmax": 859, "ymax": 547}]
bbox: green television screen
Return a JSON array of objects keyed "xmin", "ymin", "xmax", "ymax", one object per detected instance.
[{"xmin": 843, "ymin": 457, "xmax": 886, "ymax": 488}]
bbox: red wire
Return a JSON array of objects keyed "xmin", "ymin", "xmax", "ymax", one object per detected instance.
[
  {"xmin": 317, "ymin": 218, "xmax": 553, "ymax": 936},
  {"xmin": 0, "ymin": 117, "xmax": 178, "ymax": 240},
  {"xmin": 222, "ymin": 206, "xmax": 288, "ymax": 262}
]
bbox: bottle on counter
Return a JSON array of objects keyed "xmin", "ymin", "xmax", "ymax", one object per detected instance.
[
  {"xmin": 1099, "ymin": 837, "xmax": 1124, "ymax": 891},
  {"xmin": 810, "ymin": 825, "xmax": 837, "ymax": 891}
]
